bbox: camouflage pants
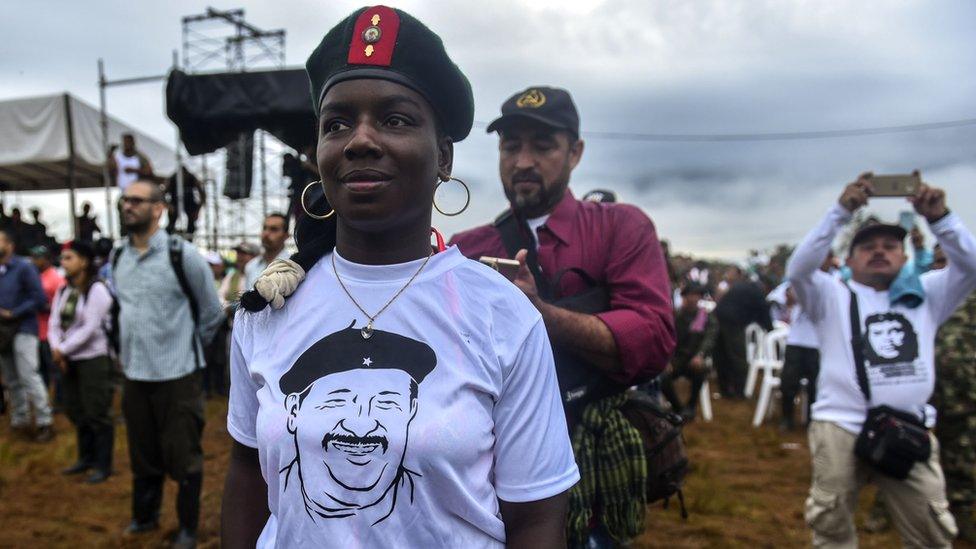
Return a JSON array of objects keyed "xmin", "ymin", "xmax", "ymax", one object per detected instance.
[{"xmin": 933, "ymin": 357, "xmax": 976, "ymax": 506}]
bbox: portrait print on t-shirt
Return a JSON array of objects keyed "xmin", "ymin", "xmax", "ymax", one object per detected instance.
[
  {"xmin": 278, "ymin": 322, "xmax": 437, "ymax": 526},
  {"xmin": 861, "ymin": 312, "xmax": 924, "ymax": 386}
]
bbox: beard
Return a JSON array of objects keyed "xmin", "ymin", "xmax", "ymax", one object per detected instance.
[
  {"xmin": 513, "ymin": 189, "xmax": 545, "ymax": 212},
  {"xmin": 507, "ymin": 177, "xmax": 550, "ymax": 217},
  {"xmin": 123, "ymin": 214, "xmax": 152, "ymax": 234}
]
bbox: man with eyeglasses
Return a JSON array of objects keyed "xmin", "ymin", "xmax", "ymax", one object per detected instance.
[{"xmin": 113, "ymin": 179, "xmax": 222, "ymax": 548}]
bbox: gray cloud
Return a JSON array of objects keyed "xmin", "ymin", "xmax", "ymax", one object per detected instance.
[{"xmin": 1, "ymin": 0, "xmax": 973, "ymax": 259}]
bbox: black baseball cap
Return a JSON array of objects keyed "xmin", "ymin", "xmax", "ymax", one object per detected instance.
[
  {"xmin": 486, "ymin": 86, "xmax": 580, "ymax": 137},
  {"xmin": 849, "ymin": 221, "xmax": 907, "ymax": 255},
  {"xmin": 681, "ymin": 283, "xmax": 708, "ymax": 297}
]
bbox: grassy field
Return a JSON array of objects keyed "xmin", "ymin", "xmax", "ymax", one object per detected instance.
[{"xmin": 0, "ymin": 386, "xmax": 966, "ymax": 548}]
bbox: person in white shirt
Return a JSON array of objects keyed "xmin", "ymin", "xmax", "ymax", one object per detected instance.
[
  {"xmin": 770, "ymin": 252, "xmax": 835, "ymax": 431},
  {"xmin": 787, "ymin": 173, "xmax": 976, "ymax": 548},
  {"xmin": 242, "ymin": 213, "xmax": 290, "ymax": 290},
  {"xmin": 221, "ymin": 7, "xmax": 578, "ymax": 548},
  {"xmin": 107, "ymin": 133, "xmax": 153, "ymax": 237}
]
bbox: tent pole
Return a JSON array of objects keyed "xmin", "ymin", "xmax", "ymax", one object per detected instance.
[
  {"xmin": 202, "ymin": 154, "xmax": 211, "ymax": 250},
  {"xmin": 98, "ymin": 58, "xmax": 114, "ymax": 240},
  {"xmin": 212, "ymin": 163, "xmax": 220, "ymax": 250},
  {"xmin": 260, "ymin": 130, "xmax": 267, "ymax": 218},
  {"xmin": 172, "ymin": 50, "xmax": 185, "ymax": 239},
  {"xmin": 63, "ymin": 94, "xmax": 79, "ymax": 239}
]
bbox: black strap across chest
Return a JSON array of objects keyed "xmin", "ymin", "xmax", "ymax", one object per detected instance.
[
  {"xmin": 847, "ymin": 286, "xmax": 872, "ymax": 402},
  {"xmin": 494, "ymin": 211, "xmax": 553, "ymax": 300}
]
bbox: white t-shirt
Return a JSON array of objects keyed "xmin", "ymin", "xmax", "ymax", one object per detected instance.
[
  {"xmin": 228, "ymin": 246, "xmax": 579, "ymax": 548},
  {"xmin": 114, "ymin": 149, "xmax": 141, "ymax": 191},
  {"xmin": 768, "ymin": 280, "xmax": 821, "ymax": 349},
  {"xmin": 787, "ymin": 204, "xmax": 976, "ymax": 434}
]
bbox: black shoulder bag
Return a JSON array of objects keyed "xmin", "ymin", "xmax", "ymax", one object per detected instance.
[
  {"xmin": 848, "ymin": 287, "xmax": 931, "ymax": 480},
  {"xmin": 494, "ymin": 212, "xmax": 625, "ymax": 422}
]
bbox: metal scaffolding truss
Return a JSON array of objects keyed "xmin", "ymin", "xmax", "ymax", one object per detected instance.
[
  {"xmin": 181, "ymin": 7, "xmax": 285, "ymax": 73},
  {"xmin": 180, "ymin": 7, "xmax": 290, "ymax": 251}
]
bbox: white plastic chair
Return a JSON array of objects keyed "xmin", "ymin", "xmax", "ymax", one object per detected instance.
[
  {"xmin": 752, "ymin": 328, "xmax": 789, "ymax": 427},
  {"xmin": 697, "ymin": 356, "xmax": 714, "ymax": 422},
  {"xmin": 743, "ymin": 323, "xmax": 767, "ymax": 398},
  {"xmin": 698, "ymin": 379, "xmax": 713, "ymax": 422}
]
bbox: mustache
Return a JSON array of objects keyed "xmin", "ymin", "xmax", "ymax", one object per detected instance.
[
  {"xmin": 511, "ymin": 170, "xmax": 543, "ymax": 184},
  {"xmin": 322, "ymin": 433, "xmax": 389, "ymax": 453}
]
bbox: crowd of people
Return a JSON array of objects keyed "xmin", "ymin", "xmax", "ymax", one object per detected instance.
[{"xmin": 1, "ymin": 5, "xmax": 974, "ymax": 549}]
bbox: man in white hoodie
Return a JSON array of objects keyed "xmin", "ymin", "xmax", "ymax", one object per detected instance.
[{"xmin": 787, "ymin": 173, "xmax": 976, "ymax": 548}]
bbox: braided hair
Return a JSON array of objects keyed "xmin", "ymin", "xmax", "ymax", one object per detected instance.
[{"xmin": 239, "ymin": 183, "xmax": 336, "ymax": 312}]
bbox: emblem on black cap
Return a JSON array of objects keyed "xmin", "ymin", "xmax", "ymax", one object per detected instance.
[{"xmin": 516, "ymin": 89, "xmax": 546, "ymax": 109}]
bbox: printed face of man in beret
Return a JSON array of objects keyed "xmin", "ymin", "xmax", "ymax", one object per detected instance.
[
  {"xmin": 286, "ymin": 366, "xmax": 417, "ymax": 512},
  {"xmin": 867, "ymin": 319, "xmax": 907, "ymax": 360}
]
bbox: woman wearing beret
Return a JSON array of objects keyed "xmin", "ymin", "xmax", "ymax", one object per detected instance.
[
  {"xmin": 48, "ymin": 240, "xmax": 116, "ymax": 484},
  {"xmin": 222, "ymin": 6, "xmax": 579, "ymax": 548}
]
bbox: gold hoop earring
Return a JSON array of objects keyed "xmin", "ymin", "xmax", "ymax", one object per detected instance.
[
  {"xmin": 301, "ymin": 181, "xmax": 334, "ymax": 220},
  {"xmin": 433, "ymin": 176, "xmax": 470, "ymax": 217}
]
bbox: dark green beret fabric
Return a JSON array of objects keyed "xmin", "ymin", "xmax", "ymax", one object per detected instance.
[{"xmin": 305, "ymin": 6, "xmax": 474, "ymax": 142}]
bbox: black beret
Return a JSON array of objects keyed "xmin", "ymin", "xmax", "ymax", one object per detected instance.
[
  {"xmin": 279, "ymin": 325, "xmax": 437, "ymax": 395},
  {"xmin": 305, "ymin": 5, "xmax": 474, "ymax": 142}
]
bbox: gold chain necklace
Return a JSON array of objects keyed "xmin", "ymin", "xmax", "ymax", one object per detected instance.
[{"xmin": 331, "ymin": 250, "xmax": 434, "ymax": 339}]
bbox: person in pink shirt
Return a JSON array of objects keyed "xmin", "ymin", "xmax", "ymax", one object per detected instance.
[
  {"xmin": 48, "ymin": 240, "xmax": 115, "ymax": 484},
  {"xmin": 30, "ymin": 245, "xmax": 65, "ymax": 398}
]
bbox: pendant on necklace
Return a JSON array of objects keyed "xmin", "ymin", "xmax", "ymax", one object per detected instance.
[{"xmin": 361, "ymin": 321, "xmax": 374, "ymax": 340}]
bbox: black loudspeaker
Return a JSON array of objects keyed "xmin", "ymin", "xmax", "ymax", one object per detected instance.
[{"xmin": 223, "ymin": 132, "xmax": 253, "ymax": 200}]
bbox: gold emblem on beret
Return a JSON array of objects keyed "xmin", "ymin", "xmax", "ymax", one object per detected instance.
[
  {"xmin": 362, "ymin": 13, "xmax": 382, "ymax": 57},
  {"xmin": 516, "ymin": 89, "xmax": 546, "ymax": 109},
  {"xmin": 363, "ymin": 25, "xmax": 382, "ymax": 44}
]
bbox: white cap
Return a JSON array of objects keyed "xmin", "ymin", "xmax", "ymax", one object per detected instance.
[{"xmin": 203, "ymin": 251, "xmax": 223, "ymax": 266}]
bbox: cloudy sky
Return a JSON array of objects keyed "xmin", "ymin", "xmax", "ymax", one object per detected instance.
[{"xmin": 2, "ymin": 0, "xmax": 974, "ymax": 259}]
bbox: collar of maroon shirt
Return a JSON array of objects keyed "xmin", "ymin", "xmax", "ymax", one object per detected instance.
[{"xmin": 535, "ymin": 189, "xmax": 578, "ymax": 246}]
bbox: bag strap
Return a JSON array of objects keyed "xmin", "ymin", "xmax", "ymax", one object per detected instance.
[
  {"xmin": 168, "ymin": 235, "xmax": 203, "ymax": 371},
  {"xmin": 494, "ymin": 211, "xmax": 553, "ymax": 300},
  {"xmin": 168, "ymin": 235, "xmax": 200, "ymax": 326},
  {"xmin": 847, "ymin": 285, "xmax": 872, "ymax": 402}
]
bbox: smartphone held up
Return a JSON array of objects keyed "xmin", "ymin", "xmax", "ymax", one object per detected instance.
[
  {"xmin": 869, "ymin": 173, "xmax": 922, "ymax": 197},
  {"xmin": 479, "ymin": 256, "xmax": 520, "ymax": 282}
]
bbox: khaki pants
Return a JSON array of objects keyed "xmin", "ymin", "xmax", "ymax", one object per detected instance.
[{"xmin": 805, "ymin": 420, "xmax": 958, "ymax": 548}]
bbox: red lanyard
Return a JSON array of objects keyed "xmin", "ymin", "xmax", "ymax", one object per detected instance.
[{"xmin": 431, "ymin": 228, "xmax": 447, "ymax": 253}]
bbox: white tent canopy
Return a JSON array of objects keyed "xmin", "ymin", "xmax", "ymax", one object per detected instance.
[{"xmin": 0, "ymin": 93, "xmax": 176, "ymax": 191}]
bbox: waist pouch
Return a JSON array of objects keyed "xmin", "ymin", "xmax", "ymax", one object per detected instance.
[{"xmin": 855, "ymin": 404, "xmax": 931, "ymax": 480}]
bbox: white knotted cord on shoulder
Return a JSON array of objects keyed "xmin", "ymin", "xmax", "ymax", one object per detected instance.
[{"xmin": 254, "ymin": 258, "xmax": 306, "ymax": 310}]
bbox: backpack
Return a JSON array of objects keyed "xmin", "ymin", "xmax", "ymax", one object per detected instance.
[
  {"xmin": 56, "ymin": 279, "xmax": 115, "ymax": 347},
  {"xmin": 620, "ymin": 391, "xmax": 690, "ymax": 518},
  {"xmin": 108, "ymin": 234, "xmax": 201, "ymax": 367}
]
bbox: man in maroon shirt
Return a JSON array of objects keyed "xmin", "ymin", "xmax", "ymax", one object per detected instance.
[
  {"xmin": 451, "ymin": 85, "xmax": 675, "ymax": 390},
  {"xmin": 450, "ymin": 85, "xmax": 675, "ymax": 546}
]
